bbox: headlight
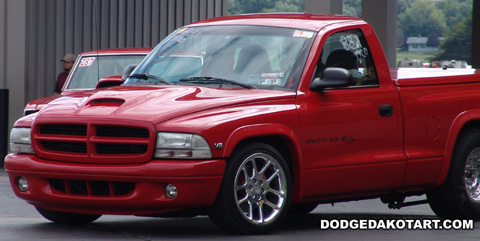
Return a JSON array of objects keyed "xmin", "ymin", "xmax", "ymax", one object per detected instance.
[
  {"xmin": 10, "ymin": 128, "xmax": 35, "ymax": 154},
  {"xmin": 154, "ymin": 132, "xmax": 212, "ymax": 159}
]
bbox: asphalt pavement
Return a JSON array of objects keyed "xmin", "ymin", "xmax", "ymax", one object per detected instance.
[{"xmin": 1, "ymin": 168, "xmax": 478, "ymax": 240}]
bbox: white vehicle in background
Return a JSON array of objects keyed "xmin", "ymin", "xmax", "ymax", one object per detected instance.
[{"xmin": 24, "ymin": 48, "xmax": 152, "ymax": 115}]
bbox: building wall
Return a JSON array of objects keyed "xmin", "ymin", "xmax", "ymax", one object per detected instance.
[
  {"xmin": 0, "ymin": 0, "xmax": 227, "ymax": 136},
  {"xmin": 407, "ymin": 45, "xmax": 438, "ymax": 52}
]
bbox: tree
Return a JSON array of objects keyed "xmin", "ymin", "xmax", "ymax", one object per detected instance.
[
  {"xmin": 228, "ymin": 0, "xmax": 304, "ymax": 15},
  {"xmin": 427, "ymin": 33, "xmax": 439, "ymax": 48},
  {"xmin": 397, "ymin": 0, "xmax": 415, "ymax": 15},
  {"xmin": 432, "ymin": 16, "xmax": 472, "ymax": 64},
  {"xmin": 398, "ymin": 0, "xmax": 448, "ymax": 38},
  {"xmin": 435, "ymin": 0, "xmax": 472, "ymax": 28},
  {"xmin": 263, "ymin": 0, "xmax": 304, "ymax": 13},
  {"xmin": 228, "ymin": 0, "xmax": 275, "ymax": 15},
  {"xmin": 343, "ymin": 0, "xmax": 362, "ymax": 17}
]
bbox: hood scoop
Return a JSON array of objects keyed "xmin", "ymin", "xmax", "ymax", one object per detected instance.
[{"xmin": 87, "ymin": 98, "xmax": 125, "ymax": 107}]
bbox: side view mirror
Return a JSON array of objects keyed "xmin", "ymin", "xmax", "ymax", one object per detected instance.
[
  {"xmin": 122, "ymin": 64, "xmax": 138, "ymax": 81},
  {"xmin": 309, "ymin": 67, "xmax": 354, "ymax": 92},
  {"xmin": 96, "ymin": 75, "xmax": 124, "ymax": 89}
]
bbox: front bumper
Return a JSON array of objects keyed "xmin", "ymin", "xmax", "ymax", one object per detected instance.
[{"xmin": 5, "ymin": 154, "xmax": 225, "ymax": 215}]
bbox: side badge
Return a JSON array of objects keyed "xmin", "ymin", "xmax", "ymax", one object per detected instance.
[{"xmin": 214, "ymin": 143, "xmax": 223, "ymax": 150}]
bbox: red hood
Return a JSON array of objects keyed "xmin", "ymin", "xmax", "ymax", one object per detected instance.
[
  {"xmin": 35, "ymin": 85, "xmax": 296, "ymax": 125},
  {"xmin": 27, "ymin": 95, "xmax": 61, "ymax": 106},
  {"xmin": 24, "ymin": 90, "xmax": 84, "ymax": 114}
]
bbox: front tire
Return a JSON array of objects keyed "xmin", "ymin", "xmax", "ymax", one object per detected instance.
[
  {"xmin": 209, "ymin": 142, "xmax": 292, "ymax": 234},
  {"xmin": 427, "ymin": 129, "xmax": 480, "ymax": 220},
  {"xmin": 288, "ymin": 202, "xmax": 318, "ymax": 215},
  {"xmin": 35, "ymin": 207, "xmax": 102, "ymax": 225}
]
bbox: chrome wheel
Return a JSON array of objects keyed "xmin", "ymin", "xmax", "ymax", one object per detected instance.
[
  {"xmin": 465, "ymin": 147, "xmax": 480, "ymax": 201},
  {"xmin": 234, "ymin": 152, "xmax": 287, "ymax": 225}
]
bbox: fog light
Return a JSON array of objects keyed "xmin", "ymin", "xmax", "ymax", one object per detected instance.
[
  {"xmin": 17, "ymin": 177, "xmax": 29, "ymax": 192},
  {"xmin": 165, "ymin": 184, "xmax": 177, "ymax": 199}
]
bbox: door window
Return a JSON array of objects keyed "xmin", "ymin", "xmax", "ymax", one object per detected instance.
[{"xmin": 316, "ymin": 29, "xmax": 378, "ymax": 86}]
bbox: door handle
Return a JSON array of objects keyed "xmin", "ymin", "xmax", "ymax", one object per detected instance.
[{"xmin": 378, "ymin": 104, "xmax": 393, "ymax": 117}]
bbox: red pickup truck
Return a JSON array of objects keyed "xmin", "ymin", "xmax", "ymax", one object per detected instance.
[{"xmin": 5, "ymin": 14, "xmax": 480, "ymax": 234}]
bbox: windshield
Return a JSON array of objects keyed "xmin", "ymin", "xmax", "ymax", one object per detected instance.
[
  {"xmin": 65, "ymin": 55, "xmax": 146, "ymax": 90},
  {"xmin": 125, "ymin": 25, "xmax": 315, "ymax": 90}
]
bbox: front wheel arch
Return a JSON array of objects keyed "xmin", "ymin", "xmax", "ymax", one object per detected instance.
[{"xmin": 227, "ymin": 134, "xmax": 303, "ymax": 202}]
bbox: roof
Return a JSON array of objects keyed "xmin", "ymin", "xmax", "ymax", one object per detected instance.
[
  {"xmin": 80, "ymin": 48, "xmax": 153, "ymax": 56},
  {"xmin": 188, "ymin": 13, "xmax": 364, "ymax": 31}
]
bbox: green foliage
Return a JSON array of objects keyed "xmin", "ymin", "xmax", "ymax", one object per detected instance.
[
  {"xmin": 435, "ymin": 0, "xmax": 472, "ymax": 27},
  {"xmin": 227, "ymin": 0, "xmax": 304, "ymax": 15},
  {"xmin": 263, "ymin": 1, "xmax": 303, "ymax": 13},
  {"xmin": 398, "ymin": 0, "xmax": 448, "ymax": 38},
  {"xmin": 427, "ymin": 33, "xmax": 440, "ymax": 47},
  {"xmin": 432, "ymin": 16, "xmax": 472, "ymax": 63},
  {"xmin": 343, "ymin": 0, "xmax": 362, "ymax": 17},
  {"xmin": 397, "ymin": 0, "xmax": 415, "ymax": 15}
]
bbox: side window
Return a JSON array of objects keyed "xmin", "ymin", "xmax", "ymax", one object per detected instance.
[{"xmin": 316, "ymin": 29, "xmax": 378, "ymax": 86}]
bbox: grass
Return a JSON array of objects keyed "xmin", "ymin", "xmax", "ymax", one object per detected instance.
[{"xmin": 396, "ymin": 51, "xmax": 436, "ymax": 64}]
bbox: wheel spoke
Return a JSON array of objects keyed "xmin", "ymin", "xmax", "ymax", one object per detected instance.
[
  {"xmin": 246, "ymin": 201, "xmax": 254, "ymax": 221},
  {"xmin": 264, "ymin": 200, "xmax": 280, "ymax": 211},
  {"xmin": 250, "ymin": 159, "xmax": 258, "ymax": 177},
  {"xmin": 267, "ymin": 188, "xmax": 285, "ymax": 198},
  {"xmin": 258, "ymin": 160, "xmax": 272, "ymax": 175},
  {"xmin": 265, "ymin": 169, "xmax": 280, "ymax": 183},
  {"xmin": 238, "ymin": 194, "xmax": 249, "ymax": 204},
  {"xmin": 257, "ymin": 202, "xmax": 265, "ymax": 223}
]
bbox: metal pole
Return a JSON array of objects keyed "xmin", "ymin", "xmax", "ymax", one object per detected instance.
[
  {"xmin": 0, "ymin": 89, "xmax": 8, "ymax": 168},
  {"xmin": 473, "ymin": 0, "xmax": 480, "ymax": 69}
]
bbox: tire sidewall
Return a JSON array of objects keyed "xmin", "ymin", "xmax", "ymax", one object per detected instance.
[{"xmin": 450, "ymin": 130, "xmax": 480, "ymax": 218}]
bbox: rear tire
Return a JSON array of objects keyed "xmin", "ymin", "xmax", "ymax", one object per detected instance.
[
  {"xmin": 209, "ymin": 142, "xmax": 292, "ymax": 234},
  {"xmin": 427, "ymin": 129, "xmax": 480, "ymax": 220},
  {"xmin": 35, "ymin": 207, "xmax": 102, "ymax": 225}
]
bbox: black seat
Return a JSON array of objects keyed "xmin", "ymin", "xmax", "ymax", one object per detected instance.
[
  {"xmin": 234, "ymin": 44, "xmax": 272, "ymax": 74},
  {"xmin": 325, "ymin": 49, "xmax": 358, "ymax": 70}
]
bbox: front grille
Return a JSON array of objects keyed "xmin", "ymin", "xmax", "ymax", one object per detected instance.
[
  {"xmin": 40, "ymin": 124, "xmax": 87, "ymax": 136},
  {"xmin": 97, "ymin": 125, "xmax": 149, "ymax": 138},
  {"xmin": 49, "ymin": 179, "xmax": 135, "ymax": 197},
  {"xmin": 41, "ymin": 141, "xmax": 87, "ymax": 153},
  {"xmin": 96, "ymin": 143, "xmax": 148, "ymax": 154},
  {"xmin": 33, "ymin": 123, "xmax": 153, "ymax": 164}
]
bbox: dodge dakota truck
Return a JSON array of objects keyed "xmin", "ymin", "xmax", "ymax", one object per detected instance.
[
  {"xmin": 23, "ymin": 48, "xmax": 151, "ymax": 116},
  {"xmin": 5, "ymin": 14, "xmax": 480, "ymax": 234}
]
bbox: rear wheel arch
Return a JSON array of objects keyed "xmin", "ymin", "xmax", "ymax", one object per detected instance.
[
  {"xmin": 441, "ymin": 112, "xmax": 480, "ymax": 187},
  {"xmin": 427, "ymin": 127, "xmax": 480, "ymax": 220}
]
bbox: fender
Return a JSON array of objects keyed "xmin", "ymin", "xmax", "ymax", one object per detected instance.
[
  {"xmin": 440, "ymin": 110, "xmax": 480, "ymax": 186},
  {"xmin": 223, "ymin": 123, "xmax": 304, "ymax": 202}
]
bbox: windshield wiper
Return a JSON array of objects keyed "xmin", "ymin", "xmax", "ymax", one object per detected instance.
[
  {"xmin": 180, "ymin": 77, "xmax": 255, "ymax": 89},
  {"xmin": 128, "ymin": 73, "xmax": 173, "ymax": 85}
]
